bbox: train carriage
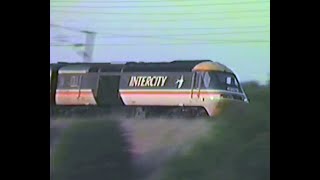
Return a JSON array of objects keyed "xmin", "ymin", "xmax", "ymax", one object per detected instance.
[
  {"xmin": 54, "ymin": 63, "xmax": 124, "ymax": 105},
  {"xmin": 50, "ymin": 60, "xmax": 249, "ymax": 118}
]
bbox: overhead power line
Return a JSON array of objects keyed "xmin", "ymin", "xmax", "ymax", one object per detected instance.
[
  {"xmin": 50, "ymin": 40, "xmax": 270, "ymax": 47},
  {"xmin": 95, "ymin": 31, "xmax": 269, "ymax": 42},
  {"xmin": 51, "ymin": 9, "xmax": 269, "ymax": 15},
  {"xmin": 51, "ymin": 24, "xmax": 97, "ymax": 62},
  {"xmin": 52, "ymin": 14, "xmax": 269, "ymax": 22},
  {"xmin": 59, "ymin": 32, "xmax": 269, "ymax": 44},
  {"xmin": 98, "ymin": 25, "xmax": 270, "ymax": 31},
  {"xmin": 63, "ymin": 30, "xmax": 270, "ymax": 38},
  {"xmin": 50, "ymin": 25, "xmax": 269, "ymax": 32},
  {"xmin": 50, "ymin": 24, "xmax": 88, "ymax": 33},
  {"xmin": 95, "ymin": 30, "xmax": 269, "ymax": 37},
  {"xmin": 51, "ymin": 1, "xmax": 269, "ymax": 8},
  {"xmin": 119, "ymin": 26, "xmax": 268, "ymax": 30},
  {"xmin": 97, "ymin": 35, "xmax": 270, "ymax": 43},
  {"xmin": 51, "ymin": 0, "xmax": 268, "ymax": 3},
  {"xmin": 53, "ymin": 17, "xmax": 269, "ymax": 24}
]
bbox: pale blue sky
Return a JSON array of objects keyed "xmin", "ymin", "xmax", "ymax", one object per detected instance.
[{"xmin": 50, "ymin": 0, "xmax": 270, "ymax": 83}]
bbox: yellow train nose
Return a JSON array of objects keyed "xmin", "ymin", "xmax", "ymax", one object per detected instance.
[
  {"xmin": 212, "ymin": 100, "xmax": 230, "ymax": 117},
  {"xmin": 212, "ymin": 98, "xmax": 249, "ymax": 117}
]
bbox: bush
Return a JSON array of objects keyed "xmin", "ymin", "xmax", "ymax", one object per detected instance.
[
  {"xmin": 51, "ymin": 119, "xmax": 135, "ymax": 180},
  {"xmin": 161, "ymin": 85, "xmax": 270, "ymax": 180}
]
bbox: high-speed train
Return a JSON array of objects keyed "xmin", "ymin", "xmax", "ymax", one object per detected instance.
[{"xmin": 50, "ymin": 60, "xmax": 249, "ymax": 118}]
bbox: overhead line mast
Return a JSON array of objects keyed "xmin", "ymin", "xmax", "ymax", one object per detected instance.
[{"xmin": 50, "ymin": 24, "xmax": 96, "ymax": 62}]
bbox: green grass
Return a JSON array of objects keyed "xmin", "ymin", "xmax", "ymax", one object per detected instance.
[
  {"xmin": 51, "ymin": 119, "xmax": 135, "ymax": 180},
  {"xmin": 161, "ymin": 82, "xmax": 270, "ymax": 180}
]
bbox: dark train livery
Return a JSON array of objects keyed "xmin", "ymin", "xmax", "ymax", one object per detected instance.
[{"xmin": 50, "ymin": 60, "xmax": 249, "ymax": 118}]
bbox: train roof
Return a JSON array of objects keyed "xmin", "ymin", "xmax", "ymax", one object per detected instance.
[
  {"xmin": 192, "ymin": 61, "xmax": 233, "ymax": 73},
  {"xmin": 58, "ymin": 64, "xmax": 124, "ymax": 74},
  {"xmin": 58, "ymin": 64, "xmax": 92, "ymax": 74},
  {"xmin": 50, "ymin": 63, "xmax": 66, "ymax": 70},
  {"xmin": 122, "ymin": 60, "xmax": 211, "ymax": 72},
  {"xmin": 51, "ymin": 60, "xmax": 234, "ymax": 73}
]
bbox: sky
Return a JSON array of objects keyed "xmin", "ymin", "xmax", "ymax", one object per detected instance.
[{"xmin": 50, "ymin": 0, "xmax": 270, "ymax": 84}]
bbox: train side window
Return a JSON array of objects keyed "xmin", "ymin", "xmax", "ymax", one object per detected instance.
[
  {"xmin": 203, "ymin": 72, "xmax": 211, "ymax": 88},
  {"xmin": 58, "ymin": 77, "xmax": 65, "ymax": 87},
  {"xmin": 192, "ymin": 72, "xmax": 205, "ymax": 89},
  {"xmin": 226, "ymin": 77, "xmax": 232, "ymax": 85},
  {"xmin": 196, "ymin": 72, "xmax": 203, "ymax": 89},
  {"xmin": 226, "ymin": 76, "xmax": 238, "ymax": 87},
  {"xmin": 234, "ymin": 78, "xmax": 239, "ymax": 86},
  {"xmin": 70, "ymin": 76, "xmax": 80, "ymax": 88}
]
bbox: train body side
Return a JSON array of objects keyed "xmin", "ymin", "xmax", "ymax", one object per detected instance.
[
  {"xmin": 50, "ymin": 60, "xmax": 249, "ymax": 117},
  {"xmin": 50, "ymin": 64, "xmax": 66, "ymax": 105},
  {"xmin": 53, "ymin": 64, "xmax": 125, "ymax": 106},
  {"xmin": 119, "ymin": 71, "xmax": 192, "ymax": 105}
]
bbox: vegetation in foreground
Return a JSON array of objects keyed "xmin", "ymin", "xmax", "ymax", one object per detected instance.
[
  {"xmin": 161, "ymin": 82, "xmax": 270, "ymax": 180},
  {"xmin": 51, "ymin": 119, "xmax": 135, "ymax": 180},
  {"xmin": 50, "ymin": 81, "xmax": 270, "ymax": 180}
]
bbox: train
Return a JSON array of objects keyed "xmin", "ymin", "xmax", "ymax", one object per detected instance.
[{"xmin": 50, "ymin": 60, "xmax": 249, "ymax": 119}]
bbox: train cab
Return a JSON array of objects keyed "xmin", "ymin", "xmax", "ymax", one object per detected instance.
[{"xmin": 191, "ymin": 61, "xmax": 249, "ymax": 116}]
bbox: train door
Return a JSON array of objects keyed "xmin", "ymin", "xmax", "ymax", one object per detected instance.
[
  {"xmin": 71, "ymin": 75, "xmax": 82, "ymax": 100},
  {"xmin": 67, "ymin": 74, "xmax": 81, "ymax": 104},
  {"xmin": 96, "ymin": 75, "xmax": 124, "ymax": 106},
  {"xmin": 191, "ymin": 72, "xmax": 204, "ymax": 100}
]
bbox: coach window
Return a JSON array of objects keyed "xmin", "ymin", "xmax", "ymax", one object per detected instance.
[
  {"xmin": 70, "ymin": 75, "xmax": 80, "ymax": 88},
  {"xmin": 58, "ymin": 76, "xmax": 65, "ymax": 88}
]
